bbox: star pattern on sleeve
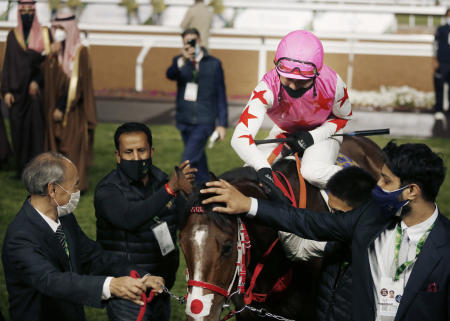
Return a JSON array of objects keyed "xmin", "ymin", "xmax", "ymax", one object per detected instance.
[
  {"xmin": 338, "ymin": 87, "xmax": 349, "ymax": 107},
  {"xmin": 313, "ymin": 91, "xmax": 333, "ymax": 113},
  {"xmin": 251, "ymin": 90, "xmax": 268, "ymax": 105},
  {"xmin": 237, "ymin": 106, "xmax": 258, "ymax": 128},
  {"xmin": 238, "ymin": 134, "xmax": 255, "ymax": 145}
]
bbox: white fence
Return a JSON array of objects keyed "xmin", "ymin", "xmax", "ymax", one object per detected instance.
[
  {"xmin": 2, "ymin": 0, "xmax": 449, "ymax": 28},
  {"xmin": 0, "ymin": 22, "xmax": 433, "ymax": 92}
]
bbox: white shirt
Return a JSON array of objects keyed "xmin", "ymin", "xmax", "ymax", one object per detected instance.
[
  {"xmin": 369, "ymin": 205, "xmax": 438, "ymax": 321},
  {"xmin": 34, "ymin": 206, "xmax": 113, "ymax": 300}
]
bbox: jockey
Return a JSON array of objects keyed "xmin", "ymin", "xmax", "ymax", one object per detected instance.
[{"xmin": 231, "ymin": 30, "xmax": 352, "ymax": 191}]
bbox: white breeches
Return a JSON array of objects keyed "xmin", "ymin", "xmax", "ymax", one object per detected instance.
[{"xmin": 258, "ymin": 125, "xmax": 343, "ymax": 189}]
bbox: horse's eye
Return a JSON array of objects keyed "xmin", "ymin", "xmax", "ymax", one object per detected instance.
[{"xmin": 221, "ymin": 241, "xmax": 233, "ymax": 257}]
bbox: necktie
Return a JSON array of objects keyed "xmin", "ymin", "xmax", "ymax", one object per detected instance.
[{"xmin": 55, "ymin": 225, "xmax": 69, "ymax": 257}]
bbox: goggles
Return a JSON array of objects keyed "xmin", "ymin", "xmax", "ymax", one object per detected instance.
[{"xmin": 274, "ymin": 57, "xmax": 319, "ymax": 79}]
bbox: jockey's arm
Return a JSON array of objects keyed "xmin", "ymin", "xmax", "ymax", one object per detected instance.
[
  {"xmin": 308, "ymin": 74, "xmax": 352, "ymax": 143},
  {"xmin": 231, "ymin": 81, "xmax": 274, "ymax": 170},
  {"xmin": 279, "ymin": 231, "xmax": 326, "ymax": 261}
]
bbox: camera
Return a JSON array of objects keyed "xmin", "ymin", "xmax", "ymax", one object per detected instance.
[{"xmin": 187, "ymin": 39, "xmax": 196, "ymax": 47}]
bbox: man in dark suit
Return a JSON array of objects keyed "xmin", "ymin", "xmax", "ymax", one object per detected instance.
[
  {"xmin": 2, "ymin": 152, "xmax": 164, "ymax": 321},
  {"xmin": 201, "ymin": 141, "xmax": 449, "ymax": 321}
]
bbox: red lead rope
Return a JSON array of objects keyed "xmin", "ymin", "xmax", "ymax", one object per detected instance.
[{"xmin": 129, "ymin": 270, "xmax": 156, "ymax": 321}]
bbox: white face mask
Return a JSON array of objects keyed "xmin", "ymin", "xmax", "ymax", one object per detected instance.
[
  {"xmin": 53, "ymin": 183, "xmax": 80, "ymax": 217},
  {"xmin": 53, "ymin": 28, "xmax": 66, "ymax": 43}
]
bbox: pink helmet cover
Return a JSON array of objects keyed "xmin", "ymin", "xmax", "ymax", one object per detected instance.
[{"xmin": 275, "ymin": 30, "xmax": 324, "ymax": 80}]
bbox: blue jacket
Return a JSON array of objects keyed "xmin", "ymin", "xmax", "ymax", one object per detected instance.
[
  {"xmin": 435, "ymin": 23, "xmax": 450, "ymax": 64},
  {"xmin": 255, "ymin": 199, "xmax": 450, "ymax": 321},
  {"xmin": 166, "ymin": 50, "xmax": 228, "ymax": 127}
]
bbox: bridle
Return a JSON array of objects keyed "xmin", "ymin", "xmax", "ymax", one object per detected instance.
[
  {"xmin": 186, "ymin": 214, "xmax": 251, "ymax": 299},
  {"xmin": 184, "ymin": 201, "xmax": 296, "ymax": 321}
]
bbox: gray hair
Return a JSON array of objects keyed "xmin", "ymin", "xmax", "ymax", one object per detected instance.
[{"xmin": 22, "ymin": 152, "xmax": 70, "ymax": 195}]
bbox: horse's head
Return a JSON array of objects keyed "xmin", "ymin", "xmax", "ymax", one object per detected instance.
[{"xmin": 179, "ymin": 169, "xmax": 265, "ymax": 321}]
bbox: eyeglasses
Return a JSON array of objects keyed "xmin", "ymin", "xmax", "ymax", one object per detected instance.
[{"xmin": 274, "ymin": 57, "xmax": 319, "ymax": 79}]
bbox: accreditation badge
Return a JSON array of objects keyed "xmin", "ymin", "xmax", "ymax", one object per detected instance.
[
  {"xmin": 151, "ymin": 221, "xmax": 176, "ymax": 256},
  {"xmin": 184, "ymin": 82, "xmax": 198, "ymax": 102},
  {"xmin": 377, "ymin": 276, "xmax": 404, "ymax": 320}
]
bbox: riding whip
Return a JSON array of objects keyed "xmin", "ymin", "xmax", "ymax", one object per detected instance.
[{"xmin": 254, "ymin": 128, "xmax": 390, "ymax": 145}]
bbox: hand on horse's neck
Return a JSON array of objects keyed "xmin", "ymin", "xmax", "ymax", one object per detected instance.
[{"xmin": 402, "ymin": 200, "xmax": 436, "ymax": 227}]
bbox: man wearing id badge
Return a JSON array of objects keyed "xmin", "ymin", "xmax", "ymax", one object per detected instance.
[
  {"xmin": 94, "ymin": 122, "xmax": 197, "ymax": 321},
  {"xmin": 201, "ymin": 141, "xmax": 450, "ymax": 321},
  {"xmin": 166, "ymin": 28, "xmax": 228, "ymax": 184}
]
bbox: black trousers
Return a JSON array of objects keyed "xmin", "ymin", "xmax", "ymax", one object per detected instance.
[{"xmin": 433, "ymin": 63, "xmax": 450, "ymax": 114}]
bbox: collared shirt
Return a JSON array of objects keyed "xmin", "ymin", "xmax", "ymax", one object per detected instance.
[
  {"xmin": 33, "ymin": 203, "xmax": 113, "ymax": 300},
  {"xmin": 369, "ymin": 205, "xmax": 438, "ymax": 321}
]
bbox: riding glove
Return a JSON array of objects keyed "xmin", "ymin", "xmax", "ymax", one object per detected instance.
[
  {"xmin": 257, "ymin": 167, "xmax": 289, "ymax": 203},
  {"xmin": 286, "ymin": 131, "xmax": 314, "ymax": 154}
]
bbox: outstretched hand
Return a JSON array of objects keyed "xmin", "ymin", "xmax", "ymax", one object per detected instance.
[
  {"xmin": 200, "ymin": 179, "xmax": 251, "ymax": 214},
  {"xmin": 168, "ymin": 160, "xmax": 197, "ymax": 195}
]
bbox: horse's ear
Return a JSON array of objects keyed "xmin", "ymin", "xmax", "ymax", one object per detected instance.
[{"xmin": 209, "ymin": 172, "xmax": 218, "ymax": 181}]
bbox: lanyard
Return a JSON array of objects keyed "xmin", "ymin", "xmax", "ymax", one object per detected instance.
[
  {"xmin": 193, "ymin": 68, "xmax": 198, "ymax": 83},
  {"xmin": 393, "ymin": 223, "xmax": 434, "ymax": 281},
  {"xmin": 192, "ymin": 60, "xmax": 199, "ymax": 83}
]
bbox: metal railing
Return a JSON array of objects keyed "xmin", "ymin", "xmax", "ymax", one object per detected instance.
[
  {"xmin": 0, "ymin": 23, "xmax": 432, "ymax": 92},
  {"xmin": 2, "ymin": 0, "xmax": 448, "ymax": 28}
]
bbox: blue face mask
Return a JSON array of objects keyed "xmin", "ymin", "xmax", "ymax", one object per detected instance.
[{"xmin": 371, "ymin": 185, "xmax": 409, "ymax": 216}]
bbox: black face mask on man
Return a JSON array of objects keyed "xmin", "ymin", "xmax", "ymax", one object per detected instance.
[
  {"xmin": 21, "ymin": 14, "xmax": 34, "ymax": 36},
  {"xmin": 118, "ymin": 158, "xmax": 152, "ymax": 182}
]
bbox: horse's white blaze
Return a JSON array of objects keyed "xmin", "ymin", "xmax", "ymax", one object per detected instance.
[{"xmin": 186, "ymin": 225, "xmax": 214, "ymax": 320}]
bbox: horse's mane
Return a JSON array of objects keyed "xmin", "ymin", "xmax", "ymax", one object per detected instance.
[
  {"xmin": 181, "ymin": 159, "xmax": 299, "ymax": 230},
  {"xmin": 181, "ymin": 166, "xmax": 264, "ymax": 231}
]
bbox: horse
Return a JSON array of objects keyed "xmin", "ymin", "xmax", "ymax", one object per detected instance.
[{"xmin": 179, "ymin": 136, "xmax": 385, "ymax": 321}]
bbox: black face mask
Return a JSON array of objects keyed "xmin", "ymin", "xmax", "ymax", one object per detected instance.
[
  {"xmin": 281, "ymin": 83, "xmax": 313, "ymax": 98},
  {"xmin": 118, "ymin": 158, "xmax": 152, "ymax": 182},
  {"xmin": 21, "ymin": 14, "xmax": 34, "ymax": 36}
]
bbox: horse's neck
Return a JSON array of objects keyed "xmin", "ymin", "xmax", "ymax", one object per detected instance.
[
  {"xmin": 244, "ymin": 220, "xmax": 292, "ymax": 284},
  {"xmin": 340, "ymin": 136, "xmax": 384, "ymax": 179}
]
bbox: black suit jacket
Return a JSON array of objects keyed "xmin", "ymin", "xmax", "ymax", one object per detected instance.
[
  {"xmin": 256, "ymin": 199, "xmax": 450, "ymax": 321},
  {"xmin": 2, "ymin": 199, "xmax": 143, "ymax": 321}
]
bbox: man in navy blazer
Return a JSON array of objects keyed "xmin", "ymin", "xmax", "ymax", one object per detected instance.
[
  {"xmin": 2, "ymin": 152, "xmax": 164, "ymax": 321},
  {"xmin": 202, "ymin": 141, "xmax": 449, "ymax": 321}
]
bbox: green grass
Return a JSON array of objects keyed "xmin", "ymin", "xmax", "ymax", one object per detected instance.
[
  {"xmin": 0, "ymin": 122, "xmax": 449, "ymax": 320},
  {"xmin": 396, "ymin": 14, "xmax": 443, "ymax": 27}
]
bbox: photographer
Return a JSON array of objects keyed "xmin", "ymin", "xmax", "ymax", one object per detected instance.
[{"xmin": 166, "ymin": 28, "xmax": 228, "ymax": 184}]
